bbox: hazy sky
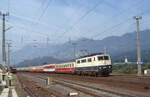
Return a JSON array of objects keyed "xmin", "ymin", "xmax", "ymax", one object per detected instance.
[{"xmin": 0, "ymin": 0, "xmax": 150, "ymax": 50}]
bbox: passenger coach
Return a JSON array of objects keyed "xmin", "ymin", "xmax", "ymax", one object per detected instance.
[
  {"xmin": 43, "ymin": 64, "xmax": 55, "ymax": 72},
  {"xmin": 55, "ymin": 62, "xmax": 75, "ymax": 73}
]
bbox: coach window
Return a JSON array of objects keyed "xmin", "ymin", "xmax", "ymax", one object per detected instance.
[
  {"xmin": 77, "ymin": 60, "xmax": 80, "ymax": 64},
  {"xmin": 88, "ymin": 58, "xmax": 92, "ymax": 62},
  {"xmin": 71, "ymin": 64, "xmax": 72, "ymax": 67}
]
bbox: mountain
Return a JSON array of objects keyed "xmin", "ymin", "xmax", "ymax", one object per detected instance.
[
  {"xmin": 5, "ymin": 29, "xmax": 150, "ymax": 66},
  {"xmin": 15, "ymin": 56, "xmax": 63, "ymax": 67}
]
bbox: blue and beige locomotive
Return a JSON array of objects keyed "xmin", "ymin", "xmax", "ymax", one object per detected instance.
[{"xmin": 75, "ymin": 53, "xmax": 112, "ymax": 76}]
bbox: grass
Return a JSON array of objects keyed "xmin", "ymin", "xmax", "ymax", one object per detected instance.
[
  {"xmin": 0, "ymin": 87, "xmax": 3, "ymax": 93},
  {"xmin": 112, "ymin": 62, "xmax": 150, "ymax": 75}
]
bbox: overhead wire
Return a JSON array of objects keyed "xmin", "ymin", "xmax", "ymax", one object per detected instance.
[
  {"xmin": 58, "ymin": 0, "xmax": 104, "ymax": 39},
  {"xmin": 58, "ymin": 0, "xmax": 144, "ymax": 42},
  {"xmin": 14, "ymin": 0, "xmax": 53, "ymax": 46},
  {"xmin": 37, "ymin": 0, "xmax": 52, "ymax": 22},
  {"xmin": 80, "ymin": 0, "xmax": 144, "ymax": 39},
  {"xmin": 88, "ymin": 0, "xmax": 148, "ymax": 39},
  {"xmin": 7, "ymin": 22, "xmax": 47, "ymax": 35},
  {"xmin": 58, "ymin": 0, "xmax": 150, "ymax": 57},
  {"xmin": 92, "ymin": 8, "xmax": 150, "ymax": 40}
]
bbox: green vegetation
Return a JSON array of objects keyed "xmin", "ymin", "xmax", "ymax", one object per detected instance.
[
  {"xmin": 112, "ymin": 62, "xmax": 150, "ymax": 75},
  {"xmin": 0, "ymin": 87, "xmax": 3, "ymax": 93}
]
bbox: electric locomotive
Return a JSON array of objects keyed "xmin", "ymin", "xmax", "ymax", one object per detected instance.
[{"xmin": 75, "ymin": 53, "xmax": 112, "ymax": 76}]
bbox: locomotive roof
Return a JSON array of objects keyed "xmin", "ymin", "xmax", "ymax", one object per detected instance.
[{"xmin": 76, "ymin": 53, "xmax": 104, "ymax": 59}]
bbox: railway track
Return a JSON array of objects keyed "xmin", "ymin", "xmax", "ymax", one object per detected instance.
[
  {"xmin": 17, "ymin": 74, "xmax": 65, "ymax": 97},
  {"xmin": 35, "ymin": 72, "xmax": 150, "ymax": 96},
  {"xmin": 20, "ymin": 73, "xmax": 137, "ymax": 97},
  {"xmin": 17, "ymin": 72, "xmax": 150, "ymax": 97},
  {"xmin": 53, "ymin": 79, "xmax": 132, "ymax": 97},
  {"xmin": 37, "ymin": 73, "xmax": 150, "ymax": 90}
]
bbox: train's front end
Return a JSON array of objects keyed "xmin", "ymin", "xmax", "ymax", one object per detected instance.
[{"xmin": 96, "ymin": 54, "xmax": 112, "ymax": 76}]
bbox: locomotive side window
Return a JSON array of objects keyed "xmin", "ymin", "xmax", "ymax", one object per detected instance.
[
  {"xmin": 81, "ymin": 59, "xmax": 86, "ymax": 63},
  {"xmin": 93, "ymin": 57, "xmax": 95, "ymax": 61},
  {"xmin": 77, "ymin": 60, "xmax": 80, "ymax": 64},
  {"xmin": 88, "ymin": 58, "xmax": 92, "ymax": 62}
]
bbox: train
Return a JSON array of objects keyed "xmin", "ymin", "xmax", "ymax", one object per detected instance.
[
  {"xmin": 10, "ymin": 67, "xmax": 17, "ymax": 73},
  {"xmin": 16, "ymin": 53, "xmax": 112, "ymax": 76}
]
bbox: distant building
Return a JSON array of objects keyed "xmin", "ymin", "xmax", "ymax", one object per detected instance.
[
  {"xmin": 125, "ymin": 57, "xmax": 128, "ymax": 63},
  {"xmin": 144, "ymin": 69, "xmax": 150, "ymax": 75}
]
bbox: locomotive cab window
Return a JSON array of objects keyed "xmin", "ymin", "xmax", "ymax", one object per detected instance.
[
  {"xmin": 98, "ymin": 56, "xmax": 109, "ymax": 60},
  {"xmin": 98, "ymin": 56, "xmax": 104, "ymax": 60},
  {"xmin": 104, "ymin": 56, "xmax": 109, "ymax": 60}
]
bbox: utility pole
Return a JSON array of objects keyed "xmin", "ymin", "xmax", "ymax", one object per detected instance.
[
  {"xmin": 7, "ymin": 43, "xmax": 11, "ymax": 71},
  {"xmin": 21, "ymin": 35, "xmax": 23, "ymax": 44},
  {"xmin": 39, "ymin": 56, "xmax": 41, "ymax": 65},
  {"xmin": 72, "ymin": 43, "xmax": 76, "ymax": 60},
  {"xmin": 46, "ymin": 37, "xmax": 49, "ymax": 46},
  {"xmin": 56, "ymin": 53, "xmax": 58, "ymax": 64},
  {"xmin": 80, "ymin": 49, "xmax": 88, "ymax": 56},
  {"xmin": 133, "ymin": 16, "xmax": 142, "ymax": 76},
  {"xmin": 104, "ymin": 46, "xmax": 107, "ymax": 55},
  {"xmin": 0, "ymin": 12, "xmax": 9, "ymax": 70}
]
